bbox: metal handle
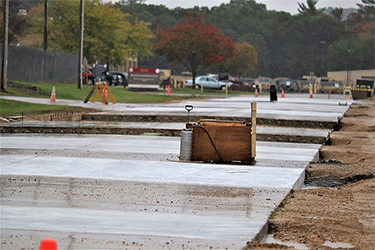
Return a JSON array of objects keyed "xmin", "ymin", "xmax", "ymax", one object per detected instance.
[{"xmin": 185, "ymin": 105, "xmax": 193, "ymax": 112}]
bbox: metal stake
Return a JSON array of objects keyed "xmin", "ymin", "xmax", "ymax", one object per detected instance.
[{"xmin": 185, "ymin": 104, "xmax": 193, "ymax": 123}]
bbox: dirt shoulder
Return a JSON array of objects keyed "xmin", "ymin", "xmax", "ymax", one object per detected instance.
[{"xmin": 246, "ymin": 102, "xmax": 375, "ymax": 250}]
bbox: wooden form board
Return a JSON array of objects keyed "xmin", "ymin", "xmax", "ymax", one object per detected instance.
[
  {"xmin": 198, "ymin": 120, "xmax": 247, "ymax": 126},
  {"xmin": 251, "ymin": 102, "xmax": 257, "ymax": 159},
  {"xmin": 191, "ymin": 122, "xmax": 253, "ymax": 163},
  {"xmin": 189, "ymin": 103, "xmax": 256, "ymax": 164}
]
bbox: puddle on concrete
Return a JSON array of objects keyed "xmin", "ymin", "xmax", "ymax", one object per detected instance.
[
  {"xmin": 301, "ymin": 184, "xmax": 338, "ymax": 190},
  {"xmin": 261, "ymin": 234, "xmax": 309, "ymax": 249},
  {"xmin": 262, "ymin": 235, "xmax": 355, "ymax": 249},
  {"xmin": 323, "ymin": 240, "xmax": 355, "ymax": 248}
]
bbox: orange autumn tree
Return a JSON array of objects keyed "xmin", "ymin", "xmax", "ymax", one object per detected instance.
[{"xmin": 155, "ymin": 13, "xmax": 238, "ymax": 85}]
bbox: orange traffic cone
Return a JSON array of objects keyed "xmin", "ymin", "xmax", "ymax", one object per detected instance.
[
  {"xmin": 101, "ymin": 88, "xmax": 108, "ymax": 104},
  {"xmin": 254, "ymin": 88, "xmax": 258, "ymax": 97},
  {"xmin": 310, "ymin": 90, "xmax": 313, "ymax": 98},
  {"xmin": 39, "ymin": 238, "xmax": 58, "ymax": 250},
  {"xmin": 49, "ymin": 86, "xmax": 56, "ymax": 102},
  {"xmin": 281, "ymin": 88, "xmax": 285, "ymax": 98},
  {"xmin": 167, "ymin": 85, "xmax": 171, "ymax": 95}
]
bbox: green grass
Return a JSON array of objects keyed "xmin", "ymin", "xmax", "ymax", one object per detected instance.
[
  {"xmin": 1, "ymin": 81, "xmax": 232, "ymax": 102},
  {"xmin": 0, "ymin": 81, "xmax": 257, "ymax": 117},
  {"xmin": 0, "ymin": 98, "xmax": 97, "ymax": 118}
]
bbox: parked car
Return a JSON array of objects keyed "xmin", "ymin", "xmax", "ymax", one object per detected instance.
[
  {"xmin": 83, "ymin": 67, "xmax": 120, "ymax": 85},
  {"xmin": 275, "ymin": 78, "xmax": 298, "ymax": 92},
  {"xmin": 109, "ymin": 71, "xmax": 128, "ymax": 86},
  {"xmin": 185, "ymin": 76, "xmax": 232, "ymax": 91},
  {"xmin": 88, "ymin": 65, "xmax": 121, "ymax": 86},
  {"xmin": 100, "ymin": 71, "xmax": 121, "ymax": 86},
  {"xmin": 230, "ymin": 80, "xmax": 257, "ymax": 92}
]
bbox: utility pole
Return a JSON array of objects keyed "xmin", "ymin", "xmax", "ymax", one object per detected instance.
[
  {"xmin": 78, "ymin": 0, "xmax": 84, "ymax": 89},
  {"xmin": 44, "ymin": 0, "xmax": 48, "ymax": 51},
  {"xmin": 1, "ymin": 0, "xmax": 9, "ymax": 91}
]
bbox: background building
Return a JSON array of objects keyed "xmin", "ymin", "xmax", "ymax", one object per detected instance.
[{"xmin": 327, "ymin": 69, "xmax": 375, "ymax": 87}]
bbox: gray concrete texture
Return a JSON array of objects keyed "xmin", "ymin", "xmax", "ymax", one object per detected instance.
[
  {"xmin": 1, "ymin": 135, "xmax": 316, "ymax": 249},
  {"xmin": 1, "ymin": 120, "xmax": 331, "ymax": 144},
  {"xmin": 0, "ymin": 93, "xmax": 354, "ymax": 249},
  {"xmin": 1, "ymin": 93, "xmax": 351, "ymax": 122}
]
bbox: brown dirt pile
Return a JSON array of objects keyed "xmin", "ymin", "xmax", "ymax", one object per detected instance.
[{"xmin": 246, "ymin": 102, "xmax": 375, "ymax": 250}]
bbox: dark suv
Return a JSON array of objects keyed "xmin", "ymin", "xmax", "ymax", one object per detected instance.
[{"xmin": 103, "ymin": 71, "xmax": 122, "ymax": 86}]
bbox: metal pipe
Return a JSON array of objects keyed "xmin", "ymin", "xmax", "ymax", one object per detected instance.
[{"xmin": 180, "ymin": 129, "xmax": 193, "ymax": 161}]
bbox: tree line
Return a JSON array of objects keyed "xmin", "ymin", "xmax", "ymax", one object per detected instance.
[
  {"xmin": 116, "ymin": 0, "xmax": 374, "ymax": 79},
  {"xmin": 1, "ymin": 0, "xmax": 374, "ymax": 79}
]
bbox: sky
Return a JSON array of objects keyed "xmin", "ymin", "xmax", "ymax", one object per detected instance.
[{"xmin": 138, "ymin": 0, "xmax": 359, "ymax": 14}]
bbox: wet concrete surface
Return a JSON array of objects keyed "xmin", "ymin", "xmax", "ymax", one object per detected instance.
[
  {"xmin": 1, "ymin": 93, "xmax": 352, "ymax": 123},
  {"xmin": 1, "ymin": 93, "xmax": 348, "ymax": 143},
  {"xmin": 0, "ymin": 120, "xmax": 331, "ymax": 144},
  {"xmin": 1, "ymin": 134, "xmax": 318, "ymax": 249},
  {"xmin": 1, "ymin": 134, "xmax": 320, "ymax": 166},
  {"xmin": 0, "ymin": 94, "xmax": 353, "ymax": 249},
  {"xmin": 79, "ymin": 94, "xmax": 351, "ymax": 128}
]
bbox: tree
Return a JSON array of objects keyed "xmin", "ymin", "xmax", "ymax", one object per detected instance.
[
  {"xmin": 345, "ymin": 11, "xmax": 364, "ymax": 32},
  {"xmin": 0, "ymin": 0, "xmax": 30, "ymax": 44},
  {"xmin": 110, "ymin": 0, "xmax": 372, "ymax": 79},
  {"xmin": 210, "ymin": 42, "xmax": 257, "ymax": 77},
  {"xmin": 30, "ymin": 0, "xmax": 154, "ymax": 67},
  {"xmin": 330, "ymin": 8, "xmax": 344, "ymax": 20},
  {"xmin": 154, "ymin": 13, "xmax": 237, "ymax": 84},
  {"xmin": 281, "ymin": 13, "xmax": 345, "ymax": 78},
  {"xmin": 260, "ymin": 11, "xmax": 295, "ymax": 78},
  {"xmin": 357, "ymin": 0, "xmax": 375, "ymax": 21},
  {"xmin": 82, "ymin": 2, "xmax": 153, "ymax": 66},
  {"xmin": 327, "ymin": 21, "xmax": 375, "ymax": 71},
  {"xmin": 298, "ymin": 0, "xmax": 325, "ymax": 15}
]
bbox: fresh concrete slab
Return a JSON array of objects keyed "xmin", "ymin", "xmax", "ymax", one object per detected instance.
[
  {"xmin": 1, "ymin": 134, "xmax": 321, "ymax": 162},
  {"xmin": 0, "ymin": 155, "xmax": 307, "ymax": 188},
  {"xmin": 0, "ymin": 94, "xmax": 352, "ymax": 249},
  {"xmin": 1, "ymin": 134, "xmax": 317, "ymax": 249},
  {"xmin": 1, "ymin": 120, "xmax": 331, "ymax": 143},
  {"xmin": 1, "ymin": 94, "xmax": 352, "ymax": 122}
]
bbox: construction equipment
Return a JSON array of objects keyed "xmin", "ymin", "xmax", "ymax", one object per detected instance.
[{"xmin": 84, "ymin": 82, "xmax": 115, "ymax": 105}]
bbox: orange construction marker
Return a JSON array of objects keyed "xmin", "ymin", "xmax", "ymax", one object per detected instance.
[
  {"xmin": 49, "ymin": 86, "xmax": 56, "ymax": 102},
  {"xmin": 102, "ymin": 88, "xmax": 108, "ymax": 103},
  {"xmin": 39, "ymin": 238, "xmax": 58, "ymax": 250}
]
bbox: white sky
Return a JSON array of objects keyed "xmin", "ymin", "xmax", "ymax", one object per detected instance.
[{"xmin": 137, "ymin": 0, "xmax": 359, "ymax": 14}]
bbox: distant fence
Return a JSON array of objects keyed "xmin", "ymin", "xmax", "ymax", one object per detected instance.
[{"xmin": 0, "ymin": 45, "xmax": 78, "ymax": 83}]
